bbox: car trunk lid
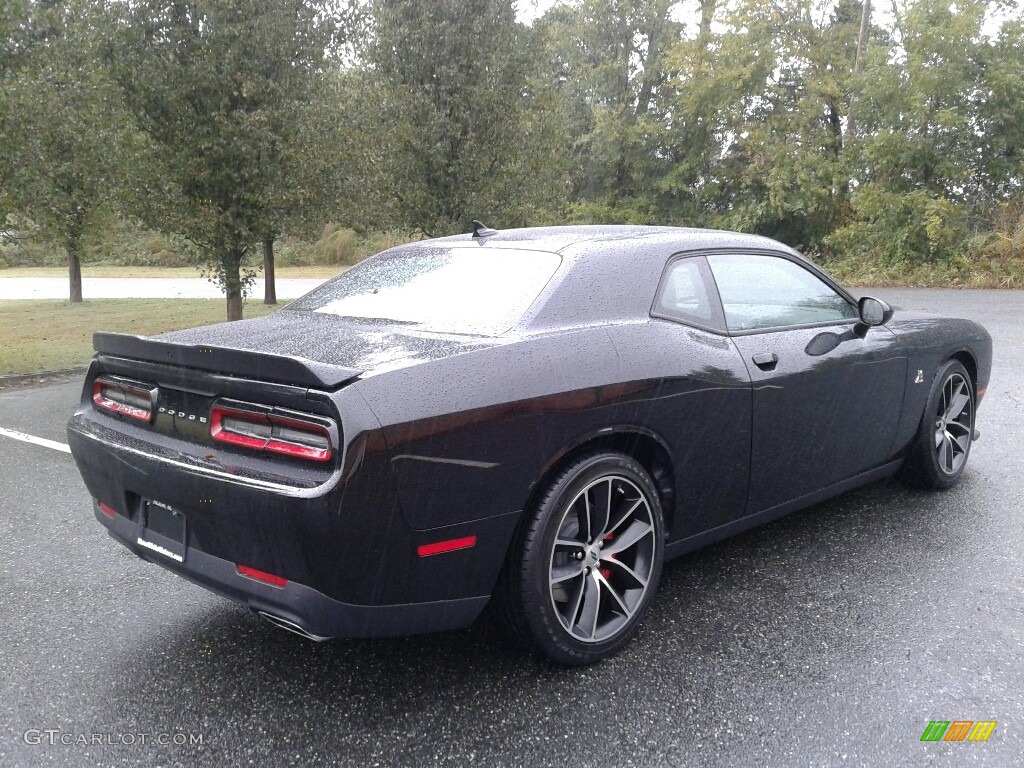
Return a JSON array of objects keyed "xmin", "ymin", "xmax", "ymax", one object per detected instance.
[{"xmin": 96, "ymin": 309, "xmax": 500, "ymax": 388}]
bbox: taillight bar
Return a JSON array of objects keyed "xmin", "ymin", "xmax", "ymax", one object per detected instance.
[
  {"xmin": 92, "ymin": 377, "xmax": 157, "ymax": 423},
  {"xmin": 210, "ymin": 403, "xmax": 334, "ymax": 462}
]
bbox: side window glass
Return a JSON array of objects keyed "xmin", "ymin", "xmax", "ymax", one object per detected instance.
[
  {"xmin": 706, "ymin": 254, "xmax": 857, "ymax": 332},
  {"xmin": 653, "ymin": 257, "xmax": 722, "ymax": 331}
]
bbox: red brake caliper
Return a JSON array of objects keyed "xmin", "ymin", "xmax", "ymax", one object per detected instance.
[{"xmin": 600, "ymin": 533, "xmax": 614, "ymax": 580}]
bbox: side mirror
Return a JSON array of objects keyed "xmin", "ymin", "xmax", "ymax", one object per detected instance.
[{"xmin": 858, "ymin": 296, "xmax": 893, "ymax": 327}]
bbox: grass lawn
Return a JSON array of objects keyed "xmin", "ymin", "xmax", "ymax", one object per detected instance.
[
  {"xmin": 0, "ymin": 265, "xmax": 342, "ymax": 279},
  {"xmin": 0, "ymin": 299, "xmax": 279, "ymax": 376}
]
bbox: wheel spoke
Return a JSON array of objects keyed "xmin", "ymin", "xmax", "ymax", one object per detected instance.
[
  {"xmin": 596, "ymin": 571, "xmax": 632, "ymax": 618},
  {"xmin": 607, "ymin": 498, "xmax": 643, "ymax": 538},
  {"xmin": 550, "ymin": 561, "xmax": 585, "ymax": 585},
  {"xmin": 945, "ymin": 392, "xmax": 970, "ymax": 422},
  {"xmin": 604, "ymin": 520, "xmax": 653, "ymax": 555},
  {"xmin": 579, "ymin": 494, "xmax": 592, "ymax": 544},
  {"xmin": 576, "ymin": 572, "xmax": 601, "ymax": 639},
  {"xmin": 943, "ymin": 433, "xmax": 956, "ymax": 472},
  {"xmin": 945, "ymin": 419, "xmax": 971, "ymax": 435},
  {"xmin": 934, "ymin": 428, "xmax": 944, "ymax": 449},
  {"xmin": 603, "ymin": 478, "xmax": 613, "ymax": 535},
  {"xmin": 555, "ymin": 537, "xmax": 583, "ymax": 549},
  {"xmin": 586, "ymin": 479, "xmax": 612, "ymax": 540},
  {"xmin": 562, "ymin": 571, "xmax": 586, "ymax": 625},
  {"xmin": 601, "ymin": 555, "xmax": 648, "ymax": 589}
]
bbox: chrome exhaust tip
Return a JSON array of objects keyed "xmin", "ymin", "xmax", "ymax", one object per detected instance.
[{"xmin": 258, "ymin": 611, "xmax": 331, "ymax": 642}]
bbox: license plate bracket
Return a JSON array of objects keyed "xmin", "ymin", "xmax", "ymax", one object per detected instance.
[{"xmin": 137, "ymin": 499, "xmax": 186, "ymax": 563}]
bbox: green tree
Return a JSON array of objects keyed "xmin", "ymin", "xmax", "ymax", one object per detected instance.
[
  {"xmin": 832, "ymin": 0, "xmax": 1024, "ymax": 264},
  {"xmin": 108, "ymin": 0, "xmax": 338, "ymax": 320},
  {"xmin": 534, "ymin": 0, "xmax": 684, "ymax": 220},
  {"xmin": 362, "ymin": 0, "xmax": 568, "ymax": 236},
  {"xmin": 1, "ymin": 0, "xmax": 121, "ymax": 300},
  {"xmin": 661, "ymin": 0, "xmax": 868, "ymax": 248}
]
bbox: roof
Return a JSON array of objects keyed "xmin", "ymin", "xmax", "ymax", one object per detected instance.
[
  {"xmin": 423, "ymin": 225, "xmax": 795, "ymax": 259},
  {"xmin": 380, "ymin": 225, "xmax": 810, "ymax": 333}
]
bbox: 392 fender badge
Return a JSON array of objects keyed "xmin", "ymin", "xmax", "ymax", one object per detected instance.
[{"xmin": 915, "ymin": 370, "xmax": 924, "ymax": 384}]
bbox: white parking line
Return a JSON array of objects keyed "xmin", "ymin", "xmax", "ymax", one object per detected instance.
[{"xmin": 0, "ymin": 426, "xmax": 71, "ymax": 454}]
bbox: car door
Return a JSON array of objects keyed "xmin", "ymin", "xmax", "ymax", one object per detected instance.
[{"xmin": 706, "ymin": 252, "xmax": 907, "ymax": 514}]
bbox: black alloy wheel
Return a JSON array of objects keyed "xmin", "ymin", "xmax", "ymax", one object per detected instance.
[{"xmin": 904, "ymin": 359, "xmax": 975, "ymax": 489}]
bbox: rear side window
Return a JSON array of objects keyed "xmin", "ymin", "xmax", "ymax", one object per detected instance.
[
  {"xmin": 288, "ymin": 246, "xmax": 561, "ymax": 336},
  {"xmin": 652, "ymin": 256, "xmax": 724, "ymax": 331},
  {"xmin": 707, "ymin": 253, "xmax": 857, "ymax": 332}
]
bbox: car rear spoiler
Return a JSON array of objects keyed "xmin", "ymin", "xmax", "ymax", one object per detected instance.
[{"xmin": 93, "ymin": 332, "xmax": 363, "ymax": 389}]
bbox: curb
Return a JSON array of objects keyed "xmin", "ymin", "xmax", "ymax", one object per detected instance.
[{"xmin": 0, "ymin": 367, "xmax": 88, "ymax": 388}]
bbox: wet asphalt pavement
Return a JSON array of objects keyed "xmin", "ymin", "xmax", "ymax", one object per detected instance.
[{"xmin": 0, "ymin": 289, "xmax": 1021, "ymax": 768}]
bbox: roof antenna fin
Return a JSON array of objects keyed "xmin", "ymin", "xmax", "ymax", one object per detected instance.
[{"xmin": 471, "ymin": 220, "xmax": 498, "ymax": 239}]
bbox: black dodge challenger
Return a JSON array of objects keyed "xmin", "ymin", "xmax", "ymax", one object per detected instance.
[{"xmin": 68, "ymin": 225, "xmax": 992, "ymax": 664}]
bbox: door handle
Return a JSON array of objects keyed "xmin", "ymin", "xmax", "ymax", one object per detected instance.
[{"xmin": 752, "ymin": 352, "xmax": 778, "ymax": 371}]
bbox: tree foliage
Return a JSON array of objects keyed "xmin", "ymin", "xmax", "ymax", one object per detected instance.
[
  {"xmin": 360, "ymin": 0, "xmax": 569, "ymax": 236},
  {"xmin": 107, "ymin": 0, "xmax": 339, "ymax": 320},
  {"xmin": 2, "ymin": 0, "xmax": 1024, "ymax": 312},
  {"xmin": 1, "ymin": 0, "xmax": 122, "ymax": 301}
]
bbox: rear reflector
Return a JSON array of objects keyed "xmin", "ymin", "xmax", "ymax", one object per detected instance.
[
  {"xmin": 417, "ymin": 535, "xmax": 477, "ymax": 557},
  {"xmin": 211, "ymin": 405, "xmax": 333, "ymax": 462},
  {"xmin": 92, "ymin": 378, "xmax": 156, "ymax": 423},
  {"xmin": 236, "ymin": 564, "xmax": 288, "ymax": 588},
  {"xmin": 97, "ymin": 501, "xmax": 117, "ymax": 518}
]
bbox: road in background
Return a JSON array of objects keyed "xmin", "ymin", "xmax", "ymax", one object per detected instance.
[
  {"xmin": 0, "ymin": 289, "xmax": 1021, "ymax": 767},
  {"xmin": 0, "ymin": 277, "xmax": 325, "ymax": 300}
]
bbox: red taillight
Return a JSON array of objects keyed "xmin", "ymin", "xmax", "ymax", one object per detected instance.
[
  {"xmin": 236, "ymin": 564, "xmax": 288, "ymax": 588},
  {"xmin": 98, "ymin": 501, "xmax": 117, "ymax": 518},
  {"xmin": 92, "ymin": 378, "xmax": 155, "ymax": 423},
  {"xmin": 210, "ymin": 405, "xmax": 333, "ymax": 462},
  {"xmin": 417, "ymin": 535, "xmax": 477, "ymax": 557}
]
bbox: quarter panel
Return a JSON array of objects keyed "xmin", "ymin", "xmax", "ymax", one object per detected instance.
[
  {"xmin": 355, "ymin": 322, "xmax": 753, "ymax": 544},
  {"xmin": 353, "ymin": 328, "xmax": 626, "ymax": 530}
]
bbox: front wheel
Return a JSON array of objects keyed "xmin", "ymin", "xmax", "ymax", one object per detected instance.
[
  {"xmin": 495, "ymin": 452, "xmax": 665, "ymax": 665},
  {"xmin": 903, "ymin": 359, "xmax": 975, "ymax": 489}
]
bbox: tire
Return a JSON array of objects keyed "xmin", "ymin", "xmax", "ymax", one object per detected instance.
[
  {"xmin": 495, "ymin": 451, "xmax": 665, "ymax": 665},
  {"xmin": 902, "ymin": 359, "xmax": 975, "ymax": 490}
]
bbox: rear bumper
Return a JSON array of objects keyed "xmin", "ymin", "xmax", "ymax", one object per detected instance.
[{"xmin": 96, "ymin": 501, "xmax": 490, "ymax": 639}]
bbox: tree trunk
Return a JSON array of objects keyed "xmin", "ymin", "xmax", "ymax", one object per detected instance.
[
  {"xmin": 848, "ymin": 0, "xmax": 871, "ymax": 139},
  {"xmin": 262, "ymin": 237, "xmax": 277, "ymax": 305},
  {"xmin": 67, "ymin": 235, "xmax": 83, "ymax": 303},
  {"xmin": 223, "ymin": 247, "xmax": 245, "ymax": 321},
  {"xmin": 227, "ymin": 289, "xmax": 243, "ymax": 321},
  {"xmin": 699, "ymin": 0, "xmax": 716, "ymax": 47},
  {"xmin": 634, "ymin": 0, "xmax": 672, "ymax": 118}
]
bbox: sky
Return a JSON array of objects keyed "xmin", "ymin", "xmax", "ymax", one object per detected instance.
[
  {"xmin": 516, "ymin": 1, "xmax": 1012, "ymax": 35},
  {"xmin": 516, "ymin": 0, "xmax": 559, "ymax": 25}
]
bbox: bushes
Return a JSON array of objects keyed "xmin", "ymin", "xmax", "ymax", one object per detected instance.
[
  {"xmin": 274, "ymin": 226, "xmax": 409, "ymax": 268},
  {"xmin": 970, "ymin": 200, "xmax": 1024, "ymax": 288}
]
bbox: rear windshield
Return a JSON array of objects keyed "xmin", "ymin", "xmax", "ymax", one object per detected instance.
[{"xmin": 287, "ymin": 246, "xmax": 561, "ymax": 335}]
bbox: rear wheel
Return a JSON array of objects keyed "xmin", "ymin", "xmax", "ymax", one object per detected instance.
[
  {"xmin": 496, "ymin": 452, "xmax": 665, "ymax": 665},
  {"xmin": 903, "ymin": 360, "xmax": 975, "ymax": 489}
]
